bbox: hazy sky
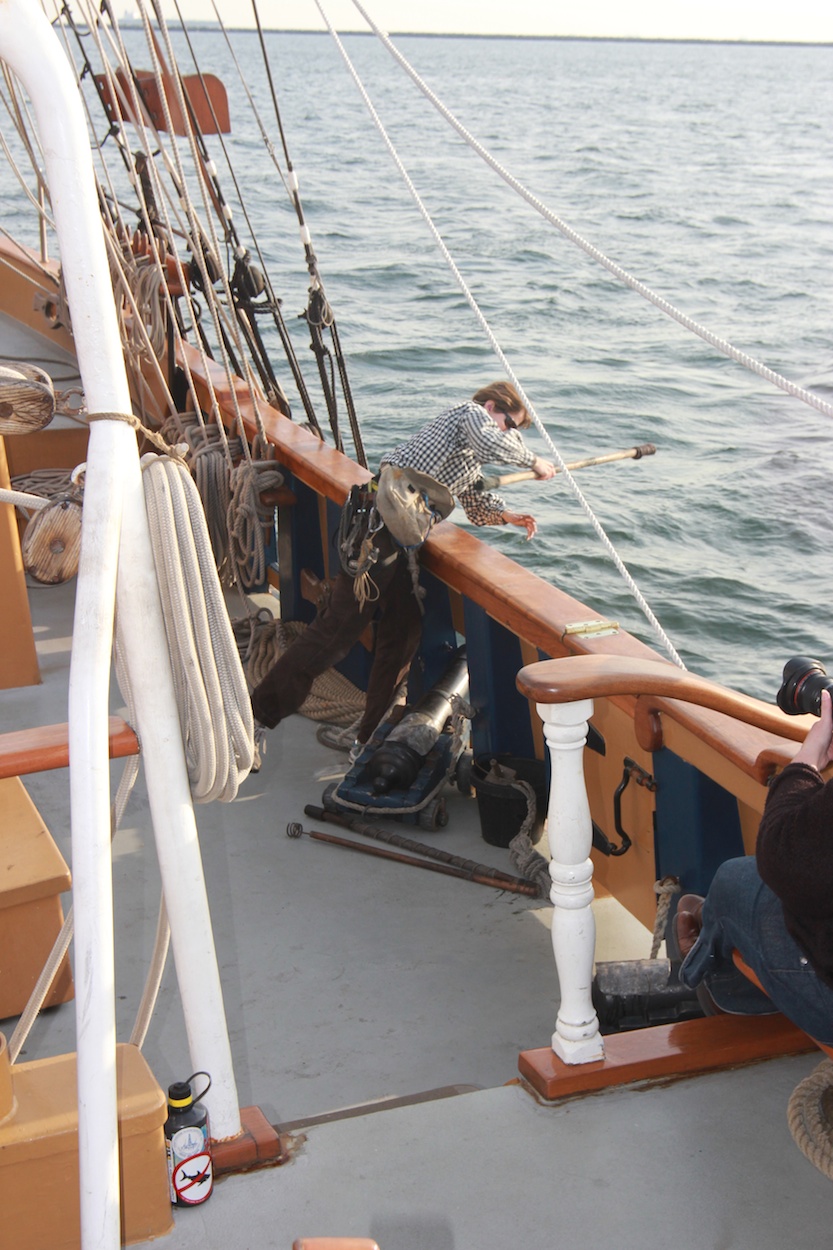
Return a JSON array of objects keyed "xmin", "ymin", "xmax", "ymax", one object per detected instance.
[{"xmin": 161, "ymin": 0, "xmax": 833, "ymax": 43}]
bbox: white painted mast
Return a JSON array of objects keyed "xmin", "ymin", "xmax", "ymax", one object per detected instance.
[{"xmin": 0, "ymin": 3, "xmax": 241, "ymax": 1247}]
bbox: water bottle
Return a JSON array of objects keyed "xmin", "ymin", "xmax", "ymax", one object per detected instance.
[{"xmin": 163, "ymin": 1072, "xmax": 213, "ymax": 1206}]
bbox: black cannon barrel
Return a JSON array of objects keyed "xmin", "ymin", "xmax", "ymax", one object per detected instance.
[{"xmin": 364, "ymin": 645, "xmax": 469, "ymax": 793}]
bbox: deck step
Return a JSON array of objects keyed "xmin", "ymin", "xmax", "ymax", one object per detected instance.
[
  {"xmin": 0, "ymin": 715, "xmax": 139, "ymax": 780},
  {"xmin": 519, "ymin": 1012, "xmax": 815, "ymax": 1101}
]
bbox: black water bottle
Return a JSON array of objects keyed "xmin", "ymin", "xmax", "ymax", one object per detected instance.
[{"xmin": 163, "ymin": 1072, "xmax": 213, "ymax": 1206}]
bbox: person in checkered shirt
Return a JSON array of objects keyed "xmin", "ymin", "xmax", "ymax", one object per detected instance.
[
  {"xmin": 382, "ymin": 380, "xmax": 555, "ymax": 539},
  {"xmin": 250, "ymin": 381, "xmax": 555, "ymax": 763}
]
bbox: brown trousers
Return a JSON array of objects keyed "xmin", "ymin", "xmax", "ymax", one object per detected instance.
[{"xmin": 251, "ymin": 531, "xmax": 423, "ymax": 743}]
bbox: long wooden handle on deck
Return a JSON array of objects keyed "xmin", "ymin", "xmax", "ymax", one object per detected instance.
[
  {"xmin": 305, "ymin": 803, "xmax": 539, "ymax": 892},
  {"xmin": 290, "ymin": 820, "xmax": 540, "ymax": 896}
]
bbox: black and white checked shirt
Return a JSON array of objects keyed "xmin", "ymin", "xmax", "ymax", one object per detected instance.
[{"xmin": 381, "ymin": 401, "xmax": 537, "ymax": 526}]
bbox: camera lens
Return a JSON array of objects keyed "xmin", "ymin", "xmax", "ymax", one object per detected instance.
[{"xmin": 776, "ymin": 656, "xmax": 833, "ymax": 717}]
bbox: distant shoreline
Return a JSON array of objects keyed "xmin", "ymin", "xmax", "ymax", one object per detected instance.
[{"xmin": 108, "ymin": 24, "xmax": 832, "ymax": 48}]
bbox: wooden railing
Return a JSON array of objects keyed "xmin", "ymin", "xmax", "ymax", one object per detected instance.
[{"xmin": 516, "ymin": 653, "xmax": 812, "ymax": 1065}]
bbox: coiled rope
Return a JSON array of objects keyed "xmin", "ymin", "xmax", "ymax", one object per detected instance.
[
  {"xmin": 80, "ymin": 1, "xmax": 284, "ymax": 599},
  {"xmin": 316, "ymin": 2, "xmax": 685, "ymax": 671},
  {"xmin": 353, "ymin": 1, "xmax": 833, "ymax": 424},
  {"xmin": 787, "ymin": 1059, "xmax": 833, "ymax": 1181},
  {"xmin": 507, "ymin": 780, "xmax": 551, "ymax": 899},
  {"xmin": 242, "ymin": 615, "xmax": 366, "ymax": 727},
  {"xmin": 133, "ymin": 453, "xmax": 255, "ymax": 802}
]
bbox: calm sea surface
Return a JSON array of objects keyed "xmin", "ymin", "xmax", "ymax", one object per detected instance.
[{"xmin": 46, "ymin": 31, "xmax": 833, "ymax": 698}]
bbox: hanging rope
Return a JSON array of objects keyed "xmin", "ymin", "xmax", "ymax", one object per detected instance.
[
  {"xmin": 506, "ymin": 780, "xmax": 551, "ymax": 899},
  {"xmin": 352, "ymin": 1, "xmax": 833, "ymax": 424},
  {"xmin": 650, "ymin": 876, "xmax": 682, "ymax": 959},
  {"xmin": 316, "ymin": 2, "xmax": 685, "ymax": 670},
  {"xmin": 134, "ymin": 453, "xmax": 255, "ymax": 802}
]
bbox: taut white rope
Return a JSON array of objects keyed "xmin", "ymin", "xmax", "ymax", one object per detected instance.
[
  {"xmin": 316, "ymin": 2, "xmax": 685, "ymax": 670},
  {"xmin": 353, "ymin": 0, "xmax": 833, "ymax": 423}
]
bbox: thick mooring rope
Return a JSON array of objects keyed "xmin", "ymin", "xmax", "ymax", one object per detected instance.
[
  {"xmin": 651, "ymin": 876, "xmax": 682, "ymax": 959},
  {"xmin": 787, "ymin": 1059, "xmax": 833, "ymax": 1181}
]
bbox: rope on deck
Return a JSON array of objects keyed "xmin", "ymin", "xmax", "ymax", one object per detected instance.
[
  {"xmin": 787, "ymin": 1058, "xmax": 833, "ymax": 1180},
  {"xmin": 242, "ymin": 615, "xmax": 365, "ymax": 727}
]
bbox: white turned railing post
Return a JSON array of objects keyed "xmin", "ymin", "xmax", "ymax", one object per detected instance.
[{"xmin": 538, "ymin": 698, "xmax": 605, "ymax": 1064}]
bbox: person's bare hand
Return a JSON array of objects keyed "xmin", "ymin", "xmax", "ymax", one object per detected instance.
[
  {"xmin": 793, "ymin": 688, "xmax": 833, "ymax": 772},
  {"xmin": 502, "ymin": 511, "xmax": 537, "ymax": 540}
]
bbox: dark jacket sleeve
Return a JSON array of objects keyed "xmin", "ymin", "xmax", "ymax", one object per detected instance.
[{"xmin": 756, "ymin": 762, "xmax": 833, "ymax": 919}]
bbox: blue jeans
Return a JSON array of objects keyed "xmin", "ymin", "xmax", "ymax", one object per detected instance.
[{"xmin": 679, "ymin": 856, "xmax": 833, "ymax": 1045}]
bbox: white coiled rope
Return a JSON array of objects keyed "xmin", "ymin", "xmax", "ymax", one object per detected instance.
[{"xmin": 135, "ymin": 454, "xmax": 255, "ymax": 802}]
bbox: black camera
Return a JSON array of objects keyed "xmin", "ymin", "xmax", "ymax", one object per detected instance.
[{"xmin": 776, "ymin": 656, "xmax": 833, "ymax": 717}]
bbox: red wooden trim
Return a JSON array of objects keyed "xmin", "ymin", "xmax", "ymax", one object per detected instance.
[
  {"xmin": 732, "ymin": 950, "xmax": 833, "ymax": 1061},
  {"xmin": 518, "ymin": 1012, "xmax": 815, "ymax": 1101},
  {"xmin": 0, "ymin": 716, "xmax": 139, "ymax": 779},
  {"xmin": 211, "ymin": 1104, "xmax": 288, "ymax": 1174}
]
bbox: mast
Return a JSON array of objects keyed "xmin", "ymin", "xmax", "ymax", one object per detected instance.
[{"xmin": 0, "ymin": 4, "xmax": 242, "ymax": 1248}]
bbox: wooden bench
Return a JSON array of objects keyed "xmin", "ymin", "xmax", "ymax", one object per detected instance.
[
  {"xmin": 0, "ymin": 716, "xmax": 140, "ymax": 780},
  {"xmin": 0, "ymin": 776, "xmax": 73, "ymax": 1018},
  {"xmin": 0, "ymin": 717, "xmax": 140, "ymax": 1019}
]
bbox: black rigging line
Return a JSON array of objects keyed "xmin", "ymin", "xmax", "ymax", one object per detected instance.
[
  {"xmin": 165, "ymin": 0, "xmax": 331, "ymax": 430},
  {"xmin": 143, "ymin": 0, "xmax": 287, "ymax": 415},
  {"xmin": 249, "ymin": 0, "xmax": 367, "ymax": 469}
]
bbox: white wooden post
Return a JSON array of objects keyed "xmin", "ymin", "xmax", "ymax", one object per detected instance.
[
  {"xmin": 0, "ymin": 11, "xmax": 243, "ymax": 1250},
  {"xmin": 538, "ymin": 698, "xmax": 605, "ymax": 1064}
]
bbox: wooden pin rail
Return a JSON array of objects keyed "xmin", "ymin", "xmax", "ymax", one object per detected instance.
[{"xmin": 0, "ymin": 716, "xmax": 140, "ymax": 780}]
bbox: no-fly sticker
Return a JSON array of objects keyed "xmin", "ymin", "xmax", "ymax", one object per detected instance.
[{"xmin": 172, "ymin": 1151, "xmax": 213, "ymax": 1204}]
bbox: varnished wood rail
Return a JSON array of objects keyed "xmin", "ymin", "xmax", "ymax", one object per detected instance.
[
  {"xmin": 517, "ymin": 653, "xmax": 810, "ymax": 743},
  {"xmin": 0, "ymin": 716, "xmax": 139, "ymax": 779},
  {"xmin": 518, "ymin": 653, "xmax": 813, "ymax": 785}
]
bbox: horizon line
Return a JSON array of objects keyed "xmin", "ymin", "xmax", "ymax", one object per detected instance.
[{"xmin": 107, "ymin": 22, "xmax": 833, "ymax": 47}]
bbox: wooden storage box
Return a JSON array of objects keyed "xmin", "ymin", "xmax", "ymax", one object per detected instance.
[
  {"xmin": 0, "ymin": 1040, "xmax": 174, "ymax": 1246},
  {"xmin": 0, "ymin": 775, "xmax": 74, "ymax": 1019}
]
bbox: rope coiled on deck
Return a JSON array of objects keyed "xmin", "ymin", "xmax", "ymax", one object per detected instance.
[{"xmin": 787, "ymin": 1058, "xmax": 833, "ymax": 1180}]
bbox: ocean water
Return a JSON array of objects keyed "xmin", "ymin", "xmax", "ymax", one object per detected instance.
[{"xmin": 33, "ymin": 28, "xmax": 833, "ymax": 698}]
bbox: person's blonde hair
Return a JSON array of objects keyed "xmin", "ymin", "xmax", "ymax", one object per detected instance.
[{"xmin": 471, "ymin": 381, "xmax": 531, "ymax": 429}]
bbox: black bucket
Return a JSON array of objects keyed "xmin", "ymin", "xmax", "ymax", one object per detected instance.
[{"xmin": 472, "ymin": 754, "xmax": 548, "ymax": 848}]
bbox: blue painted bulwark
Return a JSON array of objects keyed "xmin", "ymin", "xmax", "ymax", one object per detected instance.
[
  {"xmin": 463, "ymin": 599, "xmax": 537, "ymax": 761},
  {"xmin": 652, "ymin": 747, "xmax": 746, "ymax": 896},
  {"xmin": 409, "ymin": 567, "xmax": 459, "ymax": 702},
  {"xmin": 277, "ymin": 476, "xmax": 374, "ymax": 691},
  {"xmin": 277, "ymin": 474, "xmax": 325, "ymax": 624}
]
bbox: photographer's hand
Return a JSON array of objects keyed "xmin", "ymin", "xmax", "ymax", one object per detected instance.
[{"xmin": 793, "ymin": 688, "xmax": 833, "ymax": 772}]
